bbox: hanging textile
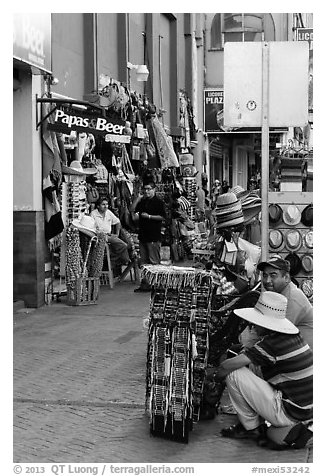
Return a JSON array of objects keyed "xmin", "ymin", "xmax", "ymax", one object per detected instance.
[
  {"xmin": 150, "ymin": 115, "xmax": 179, "ymax": 168},
  {"xmin": 43, "ymin": 174, "xmax": 64, "ymax": 249},
  {"xmin": 41, "ymin": 103, "xmax": 63, "ymax": 183}
]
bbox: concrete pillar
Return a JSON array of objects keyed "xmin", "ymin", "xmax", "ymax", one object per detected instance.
[{"xmin": 13, "ymin": 71, "xmax": 45, "ymax": 307}]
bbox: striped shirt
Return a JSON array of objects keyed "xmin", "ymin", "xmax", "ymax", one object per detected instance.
[
  {"xmin": 244, "ymin": 332, "xmax": 313, "ymax": 422},
  {"xmin": 178, "ymin": 196, "xmax": 191, "ymax": 215}
]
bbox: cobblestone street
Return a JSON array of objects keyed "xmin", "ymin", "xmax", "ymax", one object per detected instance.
[{"xmin": 13, "ymin": 282, "xmax": 312, "ymax": 464}]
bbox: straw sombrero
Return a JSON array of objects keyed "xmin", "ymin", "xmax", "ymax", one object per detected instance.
[
  {"xmin": 241, "ymin": 192, "xmax": 261, "ymax": 225},
  {"xmin": 62, "ymin": 160, "xmax": 97, "ymax": 176},
  {"xmin": 72, "ymin": 215, "xmax": 97, "ymax": 237},
  {"xmin": 212, "ymin": 192, "xmax": 244, "ymax": 229},
  {"xmin": 229, "ymin": 185, "xmax": 249, "ymax": 199},
  {"xmin": 234, "ymin": 291, "xmax": 298, "ymax": 334}
]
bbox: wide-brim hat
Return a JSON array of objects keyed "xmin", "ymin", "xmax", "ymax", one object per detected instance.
[
  {"xmin": 213, "ymin": 192, "xmax": 244, "ymax": 229},
  {"xmin": 234, "ymin": 291, "xmax": 298, "ymax": 334},
  {"xmin": 300, "ymin": 279, "xmax": 313, "ymax": 299},
  {"xmin": 304, "ymin": 230, "xmax": 313, "ymax": 249},
  {"xmin": 72, "ymin": 215, "xmax": 97, "ymax": 237},
  {"xmin": 269, "ymin": 204, "xmax": 283, "ymax": 224},
  {"xmin": 241, "ymin": 193, "xmax": 261, "ymax": 224},
  {"xmin": 285, "ymin": 229, "xmax": 302, "ymax": 251},
  {"xmin": 62, "ymin": 160, "xmax": 97, "ymax": 176},
  {"xmin": 283, "ymin": 204, "xmax": 301, "ymax": 226},
  {"xmin": 230, "ymin": 186, "xmax": 250, "ymax": 199},
  {"xmin": 242, "ymin": 205, "xmax": 261, "ymax": 225},
  {"xmin": 269, "ymin": 229, "xmax": 284, "ymax": 250},
  {"xmin": 301, "ymin": 254, "xmax": 313, "ymax": 273},
  {"xmin": 285, "ymin": 252, "xmax": 302, "ymax": 276},
  {"xmin": 301, "ymin": 204, "xmax": 313, "ymax": 227}
]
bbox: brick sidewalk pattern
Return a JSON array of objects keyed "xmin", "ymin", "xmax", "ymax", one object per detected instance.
[{"xmin": 13, "ymin": 281, "xmax": 312, "ymax": 463}]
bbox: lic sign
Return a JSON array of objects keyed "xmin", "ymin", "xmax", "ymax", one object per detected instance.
[{"xmin": 297, "ymin": 28, "xmax": 313, "ymax": 50}]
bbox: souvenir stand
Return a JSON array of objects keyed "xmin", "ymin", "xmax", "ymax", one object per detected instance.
[
  {"xmin": 144, "ymin": 265, "xmax": 212, "ymax": 443},
  {"xmin": 60, "ymin": 165, "xmax": 107, "ymax": 305}
]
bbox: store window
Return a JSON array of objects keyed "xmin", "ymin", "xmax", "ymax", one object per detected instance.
[{"xmin": 210, "ymin": 13, "xmax": 275, "ymax": 50}]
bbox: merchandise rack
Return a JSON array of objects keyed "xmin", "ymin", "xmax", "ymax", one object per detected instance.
[
  {"xmin": 143, "ymin": 265, "xmax": 212, "ymax": 443},
  {"xmin": 268, "ymin": 191, "xmax": 313, "ymax": 302}
]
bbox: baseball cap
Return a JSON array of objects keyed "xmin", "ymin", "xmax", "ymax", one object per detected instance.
[{"xmin": 257, "ymin": 256, "xmax": 291, "ymax": 273}]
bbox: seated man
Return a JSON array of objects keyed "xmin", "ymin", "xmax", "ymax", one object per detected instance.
[
  {"xmin": 241, "ymin": 256, "xmax": 313, "ymax": 350},
  {"xmin": 91, "ymin": 197, "xmax": 130, "ymax": 266},
  {"xmin": 208, "ymin": 291, "xmax": 313, "ymax": 449},
  {"xmin": 258, "ymin": 256, "xmax": 313, "ymax": 350}
]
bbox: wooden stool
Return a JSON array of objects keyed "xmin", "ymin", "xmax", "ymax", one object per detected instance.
[
  {"xmin": 100, "ymin": 244, "xmax": 114, "ymax": 289},
  {"xmin": 118, "ymin": 258, "xmax": 140, "ymax": 284}
]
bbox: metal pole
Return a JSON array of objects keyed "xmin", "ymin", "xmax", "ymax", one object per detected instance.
[{"xmin": 261, "ymin": 42, "xmax": 269, "ymax": 261}]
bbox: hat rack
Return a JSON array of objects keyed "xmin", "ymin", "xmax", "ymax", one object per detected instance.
[{"xmin": 268, "ymin": 191, "xmax": 313, "ymax": 302}]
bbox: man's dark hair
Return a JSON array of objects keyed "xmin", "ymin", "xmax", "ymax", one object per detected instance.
[
  {"xmin": 144, "ymin": 181, "xmax": 156, "ymax": 189},
  {"xmin": 172, "ymin": 190, "xmax": 181, "ymax": 199},
  {"xmin": 96, "ymin": 197, "xmax": 109, "ymax": 208}
]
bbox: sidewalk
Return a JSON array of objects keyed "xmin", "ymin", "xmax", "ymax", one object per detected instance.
[{"xmin": 13, "ymin": 279, "xmax": 313, "ymax": 464}]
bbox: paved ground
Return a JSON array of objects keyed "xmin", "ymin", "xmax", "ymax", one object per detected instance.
[{"xmin": 13, "ymin": 279, "xmax": 313, "ymax": 464}]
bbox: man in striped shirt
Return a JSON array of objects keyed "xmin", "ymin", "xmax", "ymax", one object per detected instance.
[
  {"xmin": 209, "ymin": 291, "xmax": 313, "ymax": 447},
  {"xmin": 172, "ymin": 189, "xmax": 191, "ymax": 217}
]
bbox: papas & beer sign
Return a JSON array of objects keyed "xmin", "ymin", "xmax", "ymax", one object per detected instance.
[{"xmin": 47, "ymin": 109, "xmax": 128, "ymax": 142}]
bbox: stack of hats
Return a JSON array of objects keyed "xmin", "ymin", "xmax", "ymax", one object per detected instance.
[
  {"xmin": 212, "ymin": 192, "xmax": 244, "ymax": 229},
  {"xmin": 268, "ymin": 203, "xmax": 313, "ymax": 229},
  {"xmin": 230, "ymin": 186, "xmax": 261, "ymax": 225},
  {"xmin": 280, "ymin": 157, "xmax": 303, "ymax": 192},
  {"xmin": 230, "ymin": 185, "xmax": 248, "ymax": 199}
]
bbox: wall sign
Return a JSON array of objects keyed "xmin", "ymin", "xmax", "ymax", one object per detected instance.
[
  {"xmin": 13, "ymin": 13, "xmax": 52, "ymax": 73},
  {"xmin": 296, "ymin": 28, "xmax": 313, "ymax": 50},
  {"xmin": 204, "ymin": 89, "xmax": 224, "ymax": 133},
  {"xmin": 47, "ymin": 108, "xmax": 129, "ymax": 142}
]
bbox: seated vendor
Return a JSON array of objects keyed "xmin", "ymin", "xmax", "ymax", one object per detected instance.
[
  {"xmin": 91, "ymin": 197, "xmax": 130, "ymax": 266},
  {"xmin": 207, "ymin": 291, "xmax": 313, "ymax": 450}
]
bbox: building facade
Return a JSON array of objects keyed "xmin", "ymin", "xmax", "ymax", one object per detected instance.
[
  {"xmin": 13, "ymin": 13, "xmax": 206, "ymax": 307},
  {"xmin": 203, "ymin": 12, "xmax": 313, "ymax": 190},
  {"xmin": 13, "ymin": 12, "xmax": 312, "ymax": 308}
]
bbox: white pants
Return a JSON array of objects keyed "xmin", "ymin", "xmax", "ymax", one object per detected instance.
[{"xmin": 226, "ymin": 367, "xmax": 296, "ymax": 430}]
